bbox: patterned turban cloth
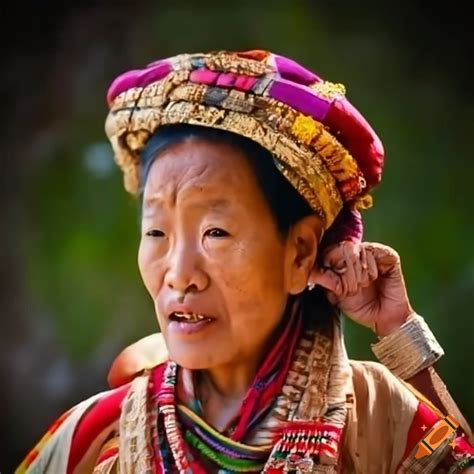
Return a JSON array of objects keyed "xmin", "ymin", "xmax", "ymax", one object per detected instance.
[{"xmin": 104, "ymin": 49, "xmax": 384, "ymax": 238}]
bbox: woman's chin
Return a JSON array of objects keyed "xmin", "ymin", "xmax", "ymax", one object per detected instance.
[{"xmin": 167, "ymin": 344, "xmax": 230, "ymax": 370}]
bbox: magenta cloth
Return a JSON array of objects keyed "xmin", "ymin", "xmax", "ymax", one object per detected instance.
[
  {"xmin": 190, "ymin": 69, "xmax": 220, "ymax": 86},
  {"xmin": 321, "ymin": 207, "xmax": 364, "ymax": 248},
  {"xmin": 269, "ymin": 78, "xmax": 331, "ymax": 121},
  {"xmin": 216, "ymin": 72, "xmax": 238, "ymax": 88},
  {"xmin": 325, "ymin": 99, "xmax": 384, "ymax": 188},
  {"xmin": 190, "ymin": 70, "xmax": 258, "ymax": 92},
  {"xmin": 274, "ymin": 54, "xmax": 321, "ymax": 85},
  {"xmin": 234, "ymin": 75, "xmax": 258, "ymax": 92},
  {"xmin": 107, "ymin": 62, "xmax": 172, "ymax": 105}
]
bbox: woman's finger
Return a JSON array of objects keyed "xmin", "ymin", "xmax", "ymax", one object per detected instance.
[
  {"xmin": 323, "ymin": 244, "xmax": 347, "ymax": 273},
  {"xmin": 369, "ymin": 243, "xmax": 400, "ymax": 275},
  {"xmin": 342, "ymin": 242, "xmax": 359, "ymax": 294},
  {"xmin": 361, "ymin": 245, "xmax": 368, "ymax": 270},
  {"xmin": 366, "ymin": 248, "xmax": 378, "ymax": 281},
  {"xmin": 352, "ymin": 248, "xmax": 363, "ymax": 288},
  {"xmin": 310, "ymin": 267, "xmax": 342, "ymax": 296},
  {"xmin": 359, "ymin": 246, "xmax": 371, "ymax": 287}
]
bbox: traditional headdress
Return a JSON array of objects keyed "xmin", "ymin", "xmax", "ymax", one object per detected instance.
[{"xmin": 104, "ymin": 49, "xmax": 384, "ymax": 232}]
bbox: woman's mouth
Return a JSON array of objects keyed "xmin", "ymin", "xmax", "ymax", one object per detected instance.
[{"xmin": 168, "ymin": 312, "xmax": 215, "ymax": 335}]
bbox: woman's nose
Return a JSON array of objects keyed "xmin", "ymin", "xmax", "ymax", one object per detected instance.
[{"xmin": 163, "ymin": 243, "xmax": 209, "ymax": 295}]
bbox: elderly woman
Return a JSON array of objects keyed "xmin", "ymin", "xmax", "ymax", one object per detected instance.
[{"xmin": 17, "ymin": 50, "xmax": 473, "ymax": 473}]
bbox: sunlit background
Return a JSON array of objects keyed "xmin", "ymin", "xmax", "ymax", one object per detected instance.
[{"xmin": 2, "ymin": 1, "xmax": 473, "ymax": 471}]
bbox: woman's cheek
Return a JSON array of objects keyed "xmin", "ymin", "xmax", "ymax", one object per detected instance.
[
  {"xmin": 208, "ymin": 246, "xmax": 250, "ymax": 306},
  {"xmin": 138, "ymin": 242, "xmax": 164, "ymax": 297}
]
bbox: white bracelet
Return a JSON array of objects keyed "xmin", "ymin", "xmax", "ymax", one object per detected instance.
[{"xmin": 371, "ymin": 313, "xmax": 445, "ymax": 380}]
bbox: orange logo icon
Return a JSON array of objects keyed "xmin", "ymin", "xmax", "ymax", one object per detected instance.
[{"xmin": 415, "ymin": 415, "xmax": 459, "ymax": 459}]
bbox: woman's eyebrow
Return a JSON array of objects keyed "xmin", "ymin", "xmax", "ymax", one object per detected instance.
[
  {"xmin": 196, "ymin": 198, "xmax": 232, "ymax": 211},
  {"xmin": 181, "ymin": 197, "xmax": 234, "ymax": 215},
  {"xmin": 141, "ymin": 195, "xmax": 163, "ymax": 217},
  {"xmin": 141, "ymin": 195, "xmax": 233, "ymax": 217}
]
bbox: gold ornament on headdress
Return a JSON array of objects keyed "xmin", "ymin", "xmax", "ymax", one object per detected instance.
[{"xmin": 105, "ymin": 52, "xmax": 373, "ymax": 229}]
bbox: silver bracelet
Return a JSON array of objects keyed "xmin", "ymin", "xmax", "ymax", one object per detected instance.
[{"xmin": 371, "ymin": 313, "xmax": 445, "ymax": 380}]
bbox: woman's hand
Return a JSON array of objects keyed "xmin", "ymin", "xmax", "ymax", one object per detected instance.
[{"xmin": 310, "ymin": 241, "xmax": 414, "ymax": 337}]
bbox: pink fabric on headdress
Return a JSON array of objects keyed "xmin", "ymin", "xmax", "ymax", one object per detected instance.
[
  {"xmin": 325, "ymin": 99, "xmax": 384, "ymax": 188},
  {"xmin": 269, "ymin": 79, "xmax": 331, "ymax": 121},
  {"xmin": 190, "ymin": 69, "xmax": 220, "ymax": 85},
  {"xmin": 273, "ymin": 54, "xmax": 384, "ymax": 191},
  {"xmin": 320, "ymin": 206, "xmax": 364, "ymax": 248},
  {"xmin": 274, "ymin": 54, "xmax": 321, "ymax": 85},
  {"xmin": 216, "ymin": 73, "xmax": 238, "ymax": 88},
  {"xmin": 107, "ymin": 62, "xmax": 172, "ymax": 106},
  {"xmin": 190, "ymin": 70, "xmax": 258, "ymax": 92},
  {"xmin": 146, "ymin": 58, "xmax": 172, "ymax": 68},
  {"xmin": 234, "ymin": 75, "xmax": 258, "ymax": 92}
]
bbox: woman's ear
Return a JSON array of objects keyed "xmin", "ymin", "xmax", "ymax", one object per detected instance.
[{"xmin": 285, "ymin": 214, "xmax": 323, "ymax": 295}]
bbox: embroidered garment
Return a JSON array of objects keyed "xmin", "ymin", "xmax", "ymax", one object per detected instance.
[{"xmin": 16, "ymin": 307, "xmax": 474, "ymax": 473}]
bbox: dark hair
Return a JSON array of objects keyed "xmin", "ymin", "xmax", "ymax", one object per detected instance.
[
  {"xmin": 139, "ymin": 124, "xmax": 336, "ymax": 329},
  {"xmin": 139, "ymin": 124, "xmax": 313, "ymax": 237}
]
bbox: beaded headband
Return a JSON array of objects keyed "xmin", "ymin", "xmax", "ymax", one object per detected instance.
[{"xmin": 105, "ymin": 50, "xmax": 384, "ymax": 229}]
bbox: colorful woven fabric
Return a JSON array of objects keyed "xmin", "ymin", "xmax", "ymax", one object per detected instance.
[
  {"xmin": 15, "ymin": 386, "xmax": 128, "ymax": 474},
  {"xmin": 105, "ymin": 49, "xmax": 384, "ymax": 229},
  {"xmin": 15, "ymin": 346, "xmax": 474, "ymax": 473}
]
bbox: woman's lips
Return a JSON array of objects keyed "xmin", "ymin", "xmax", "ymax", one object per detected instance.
[
  {"xmin": 167, "ymin": 312, "xmax": 215, "ymax": 336},
  {"xmin": 168, "ymin": 318, "xmax": 214, "ymax": 336}
]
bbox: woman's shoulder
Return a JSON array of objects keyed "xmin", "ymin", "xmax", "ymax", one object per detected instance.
[
  {"xmin": 16, "ymin": 383, "xmax": 132, "ymax": 474},
  {"xmin": 349, "ymin": 358, "xmax": 419, "ymax": 402}
]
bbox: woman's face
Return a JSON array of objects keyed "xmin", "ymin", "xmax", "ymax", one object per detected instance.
[{"xmin": 138, "ymin": 138, "xmax": 319, "ymax": 369}]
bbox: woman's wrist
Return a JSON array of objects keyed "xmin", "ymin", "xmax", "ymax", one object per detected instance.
[
  {"xmin": 373, "ymin": 308, "xmax": 413, "ymax": 338},
  {"xmin": 373, "ymin": 312, "xmax": 413, "ymax": 339},
  {"xmin": 371, "ymin": 313, "xmax": 445, "ymax": 380}
]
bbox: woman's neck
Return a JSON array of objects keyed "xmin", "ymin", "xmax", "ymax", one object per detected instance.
[
  {"xmin": 196, "ymin": 357, "xmax": 261, "ymax": 432},
  {"xmin": 200, "ymin": 356, "xmax": 261, "ymax": 399},
  {"xmin": 194, "ymin": 301, "xmax": 298, "ymax": 432}
]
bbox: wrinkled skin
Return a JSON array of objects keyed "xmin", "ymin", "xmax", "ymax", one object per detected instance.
[
  {"xmin": 110, "ymin": 194, "xmax": 414, "ymax": 387},
  {"xmin": 311, "ymin": 241, "xmax": 413, "ymax": 337}
]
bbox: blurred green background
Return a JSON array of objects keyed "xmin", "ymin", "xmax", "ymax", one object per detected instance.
[{"xmin": 2, "ymin": 0, "xmax": 473, "ymax": 471}]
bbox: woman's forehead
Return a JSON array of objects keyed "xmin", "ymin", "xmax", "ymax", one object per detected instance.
[
  {"xmin": 142, "ymin": 190, "xmax": 233, "ymax": 216},
  {"xmin": 142, "ymin": 140, "xmax": 263, "ymax": 211},
  {"xmin": 144, "ymin": 140, "xmax": 257, "ymax": 190}
]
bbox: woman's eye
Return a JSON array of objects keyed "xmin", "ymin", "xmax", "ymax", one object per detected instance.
[
  {"xmin": 146, "ymin": 229, "xmax": 165, "ymax": 238},
  {"xmin": 205, "ymin": 228, "xmax": 229, "ymax": 238}
]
